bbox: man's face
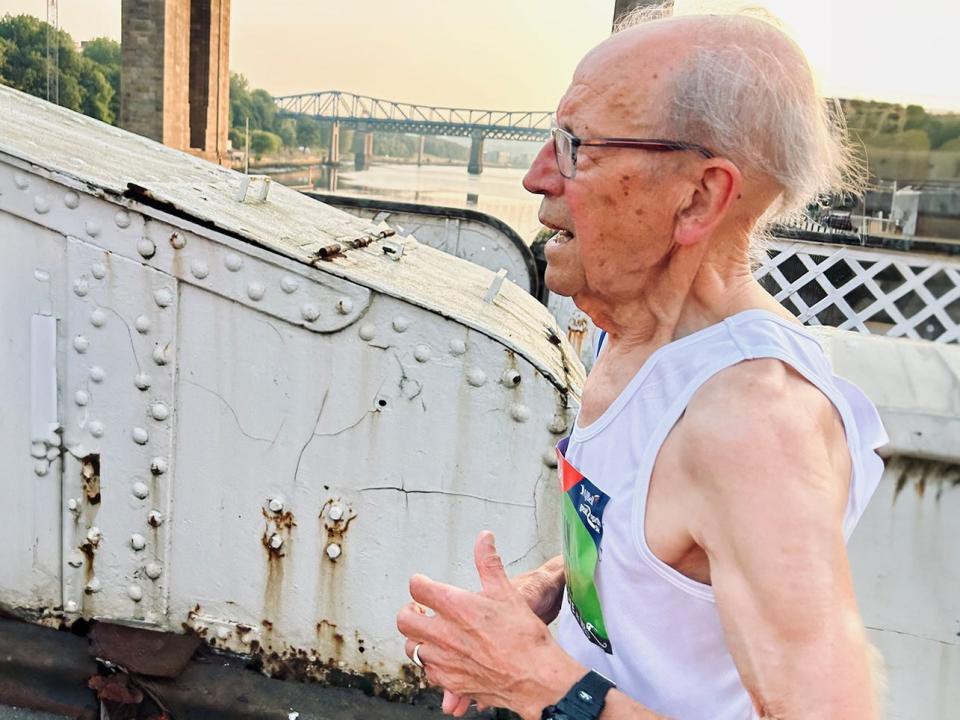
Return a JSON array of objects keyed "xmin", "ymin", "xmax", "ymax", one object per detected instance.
[{"xmin": 523, "ymin": 31, "xmax": 688, "ymax": 308}]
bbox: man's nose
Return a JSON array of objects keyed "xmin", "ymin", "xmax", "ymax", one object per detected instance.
[{"xmin": 522, "ymin": 140, "xmax": 563, "ymax": 197}]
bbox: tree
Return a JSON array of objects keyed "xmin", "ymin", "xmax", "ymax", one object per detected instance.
[
  {"xmin": 249, "ymin": 130, "xmax": 280, "ymax": 160},
  {"xmin": 295, "ymin": 115, "xmax": 323, "ymax": 149},
  {"xmin": 275, "ymin": 117, "xmax": 296, "ymax": 147},
  {"xmin": 77, "ymin": 56, "xmax": 113, "ymax": 122},
  {"xmin": 82, "ymin": 37, "xmax": 120, "ymax": 121},
  {"xmin": 0, "ymin": 14, "xmax": 116, "ymax": 123}
]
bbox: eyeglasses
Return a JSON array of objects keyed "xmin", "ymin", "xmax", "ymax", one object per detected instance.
[{"xmin": 550, "ymin": 119, "xmax": 715, "ymax": 179}]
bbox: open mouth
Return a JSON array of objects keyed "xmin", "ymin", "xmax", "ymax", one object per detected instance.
[{"xmin": 550, "ymin": 229, "xmax": 574, "ymax": 245}]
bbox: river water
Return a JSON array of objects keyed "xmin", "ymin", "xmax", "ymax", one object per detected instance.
[{"xmin": 270, "ymin": 163, "xmax": 545, "ymax": 243}]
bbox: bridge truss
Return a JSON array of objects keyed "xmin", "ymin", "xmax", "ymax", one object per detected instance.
[{"xmin": 273, "ymin": 90, "xmax": 552, "ymax": 141}]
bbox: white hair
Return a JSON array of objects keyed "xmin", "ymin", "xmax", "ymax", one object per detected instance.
[{"xmin": 615, "ymin": 2, "xmax": 865, "ymax": 242}]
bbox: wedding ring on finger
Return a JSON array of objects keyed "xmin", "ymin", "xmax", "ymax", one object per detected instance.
[{"xmin": 412, "ymin": 642, "xmax": 425, "ymax": 669}]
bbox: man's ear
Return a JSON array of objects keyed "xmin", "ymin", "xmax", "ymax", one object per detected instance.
[{"xmin": 672, "ymin": 159, "xmax": 742, "ymax": 246}]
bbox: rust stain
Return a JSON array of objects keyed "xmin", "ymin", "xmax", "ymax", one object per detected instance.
[
  {"xmin": 261, "ymin": 508, "xmax": 296, "ymax": 627},
  {"xmin": 890, "ymin": 456, "xmax": 960, "ymax": 503},
  {"xmin": 81, "ymin": 454, "xmax": 100, "ymax": 505},
  {"xmin": 79, "ymin": 540, "xmax": 96, "ymax": 587}
]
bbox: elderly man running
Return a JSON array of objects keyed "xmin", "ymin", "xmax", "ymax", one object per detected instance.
[{"xmin": 397, "ymin": 8, "xmax": 886, "ymax": 720}]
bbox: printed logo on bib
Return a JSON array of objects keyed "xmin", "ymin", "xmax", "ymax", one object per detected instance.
[{"xmin": 556, "ymin": 437, "xmax": 613, "ymax": 654}]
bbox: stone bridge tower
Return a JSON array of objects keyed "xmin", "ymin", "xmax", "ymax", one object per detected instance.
[{"xmin": 120, "ymin": 0, "xmax": 231, "ymax": 164}]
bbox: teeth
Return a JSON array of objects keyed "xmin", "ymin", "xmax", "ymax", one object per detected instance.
[{"xmin": 552, "ymin": 230, "xmax": 573, "ymax": 244}]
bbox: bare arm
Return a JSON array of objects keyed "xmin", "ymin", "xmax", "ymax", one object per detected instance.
[{"xmin": 677, "ymin": 361, "xmax": 879, "ymax": 719}]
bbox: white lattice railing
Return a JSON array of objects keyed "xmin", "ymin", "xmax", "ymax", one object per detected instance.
[{"xmin": 757, "ymin": 240, "xmax": 960, "ymax": 343}]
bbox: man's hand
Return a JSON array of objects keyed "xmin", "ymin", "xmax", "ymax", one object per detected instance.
[
  {"xmin": 397, "ymin": 533, "xmax": 583, "ymax": 719},
  {"xmin": 511, "ymin": 555, "xmax": 566, "ymax": 626},
  {"xmin": 436, "ymin": 554, "xmax": 567, "ymax": 715}
]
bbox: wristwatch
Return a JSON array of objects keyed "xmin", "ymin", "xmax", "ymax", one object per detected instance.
[{"xmin": 541, "ymin": 670, "xmax": 616, "ymax": 720}]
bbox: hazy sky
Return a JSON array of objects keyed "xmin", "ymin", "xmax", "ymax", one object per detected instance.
[{"xmin": 2, "ymin": 0, "xmax": 958, "ymax": 112}]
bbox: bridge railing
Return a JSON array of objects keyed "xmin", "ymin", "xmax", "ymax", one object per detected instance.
[{"xmin": 273, "ymin": 90, "xmax": 553, "ymax": 136}]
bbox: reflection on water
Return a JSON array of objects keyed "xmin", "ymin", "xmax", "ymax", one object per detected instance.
[{"xmin": 266, "ymin": 163, "xmax": 544, "ymax": 243}]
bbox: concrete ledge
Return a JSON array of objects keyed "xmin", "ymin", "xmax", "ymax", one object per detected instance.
[{"xmin": 813, "ymin": 328, "xmax": 960, "ymax": 463}]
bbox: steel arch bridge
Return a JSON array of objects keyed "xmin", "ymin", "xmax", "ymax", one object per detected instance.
[{"xmin": 273, "ymin": 90, "xmax": 552, "ymax": 142}]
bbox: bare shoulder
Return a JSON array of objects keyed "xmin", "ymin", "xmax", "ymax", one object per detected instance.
[{"xmin": 674, "ymin": 358, "xmax": 851, "ymax": 524}]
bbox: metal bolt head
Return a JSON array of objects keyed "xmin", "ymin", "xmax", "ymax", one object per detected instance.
[
  {"xmin": 73, "ymin": 277, "xmax": 89, "ymax": 297},
  {"xmin": 73, "ymin": 335, "xmax": 90, "ymax": 353},
  {"xmin": 85, "ymin": 576, "xmax": 102, "ymax": 594},
  {"xmin": 301, "ymin": 303, "xmax": 320, "ymax": 322},
  {"xmin": 150, "ymin": 402, "xmax": 170, "ymax": 421},
  {"xmin": 34, "ymin": 459, "xmax": 49, "ymax": 476},
  {"xmin": 30, "ymin": 442, "xmax": 46, "ymax": 459},
  {"xmin": 132, "ymin": 481, "xmax": 150, "ymax": 499},
  {"xmin": 190, "ymin": 260, "xmax": 209, "ymax": 279},
  {"xmin": 170, "ymin": 232, "xmax": 186, "ymax": 249},
  {"xmin": 34, "ymin": 195, "xmax": 50, "ymax": 214},
  {"xmin": 358, "ymin": 323, "xmax": 376, "ymax": 341},
  {"xmin": 280, "ymin": 276, "xmax": 299, "ymax": 294},
  {"xmin": 328, "ymin": 505, "xmax": 344, "ymax": 521},
  {"xmin": 45, "ymin": 445, "xmax": 60, "ymax": 461},
  {"xmin": 448, "ymin": 338, "xmax": 467, "ymax": 356},
  {"xmin": 85, "ymin": 220, "xmax": 101, "ymax": 237},
  {"xmin": 137, "ymin": 239, "xmax": 156, "ymax": 259},
  {"xmin": 247, "ymin": 282, "xmax": 265, "ymax": 301},
  {"xmin": 65, "ymin": 601, "xmax": 79, "ymax": 613},
  {"xmin": 114, "ymin": 210, "xmax": 131, "ymax": 228},
  {"xmin": 75, "ymin": 390, "xmax": 90, "ymax": 407},
  {"xmin": 89, "ymin": 365, "xmax": 105, "ymax": 383},
  {"xmin": 152, "ymin": 344, "xmax": 169, "ymax": 366},
  {"xmin": 268, "ymin": 533, "xmax": 284, "ymax": 550},
  {"xmin": 145, "ymin": 561, "xmax": 163, "ymax": 579},
  {"xmin": 150, "ymin": 457, "xmax": 168, "ymax": 476},
  {"xmin": 224, "ymin": 253, "xmax": 243, "ymax": 271},
  {"xmin": 89, "ymin": 421, "xmax": 104, "ymax": 438},
  {"xmin": 466, "ymin": 368, "xmax": 487, "ymax": 387},
  {"xmin": 326, "ymin": 542, "xmax": 342, "ymax": 560},
  {"xmin": 510, "ymin": 404, "xmax": 531, "ymax": 423},
  {"xmin": 414, "ymin": 345, "xmax": 431, "ymax": 363},
  {"xmin": 64, "ymin": 191, "xmax": 80, "ymax": 209},
  {"xmin": 501, "ymin": 369, "xmax": 521, "ymax": 386},
  {"xmin": 154, "ymin": 288, "xmax": 173, "ymax": 308},
  {"xmin": 135, "ymin": 315, "xmax": 151, "ymax": 334},
  {"xmin": 128, "ymin": 585, "xmax": 143, "ymax": 602},
  {"xmin": 132, "ymin": 427, "xmax": 149, "ymax": 445},
  {"xmin": 147, "ymin": 510, "xmax": 163, "ymax": 527},
  {"xmin": 392, "ymin": 315, "xmax": 410, "ymax": 333},
  {"xmin": 68, "ymin": 498, "xmax": 81, "ymax": 513},
  {"xmin": 135, "ymin": 372, "xmax": 152, "ymax": 391},
  {"xmin": 543, "ymin": 449, "xmax": 559, "ymax": 468},
  {"xmin": 130, "ymin": 533, "xmax": 146, "ymax": 551},
  {"xmin": 267, "ymin": 497, "xmax": 284, "ymax": 513},
  {"xmin": 336, "ymin": 297, "xmax": 353, "ymax": 315},
  {"xmin": 86, "ymin": 526, "xmax": 102, "ymax": 545},
  {"xmin": 90, "ymin": 262, "xmax": 107, "ymax": 279},
  {"xmin": 216, "ymin": 626, "xmax": 230, "ymax": 640}
]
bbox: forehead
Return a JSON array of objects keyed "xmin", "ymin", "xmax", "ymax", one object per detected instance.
[{"xmin": 557, "ymin": 24, "xmax": 686, "ymax": 134}]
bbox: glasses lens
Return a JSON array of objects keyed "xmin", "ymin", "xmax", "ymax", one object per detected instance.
[{"xmin": 553, "ymin": 129, "xmax": 574, "ymax": 178}]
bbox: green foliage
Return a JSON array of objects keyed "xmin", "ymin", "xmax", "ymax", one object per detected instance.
[
  {"xmin": 249, "ymin": 130, "xmax": 280, "ymax": 160},
  {"xmin": 228, "ymin": 126, "xmax": 246, "ymax": 151},
  {"xmin": 924, "ymin": 115, "xmax": 960, "ymax": 149},
  {"xmin": 863, "ymin": 129, "xmax": 931, "ymax": 151},
  {"xmin": 295, "ymin": 115, "xmax": 323, "ymax": 148},
  {"xmin": 82, "ymin": 37, "xmax": 120, "ymax": 121},
  {"xmin": 939, "ymin": 137, "xmax": 960, "ymax": 152},
  {"xmin": 275, "ymin": 117, "xmax": 296, "ymax": 147},
  {"xmin": 0, "ymin": 14, "xmax": 116, "ymax": 123}
]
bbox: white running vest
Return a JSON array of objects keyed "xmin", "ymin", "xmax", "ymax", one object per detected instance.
[{"xmin": 555, "ymin": 310, "xmax": 887, "ymax": 720}]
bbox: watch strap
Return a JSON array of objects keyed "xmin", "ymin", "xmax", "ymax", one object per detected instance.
[{"xmin": 541, "ymin": 669, "xmax": 616, "ymax": 720}]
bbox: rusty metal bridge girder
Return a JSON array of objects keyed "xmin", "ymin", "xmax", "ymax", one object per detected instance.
[{"xmin": 273, "ymin": 91, "xmax": 552, "ymax": 141}]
